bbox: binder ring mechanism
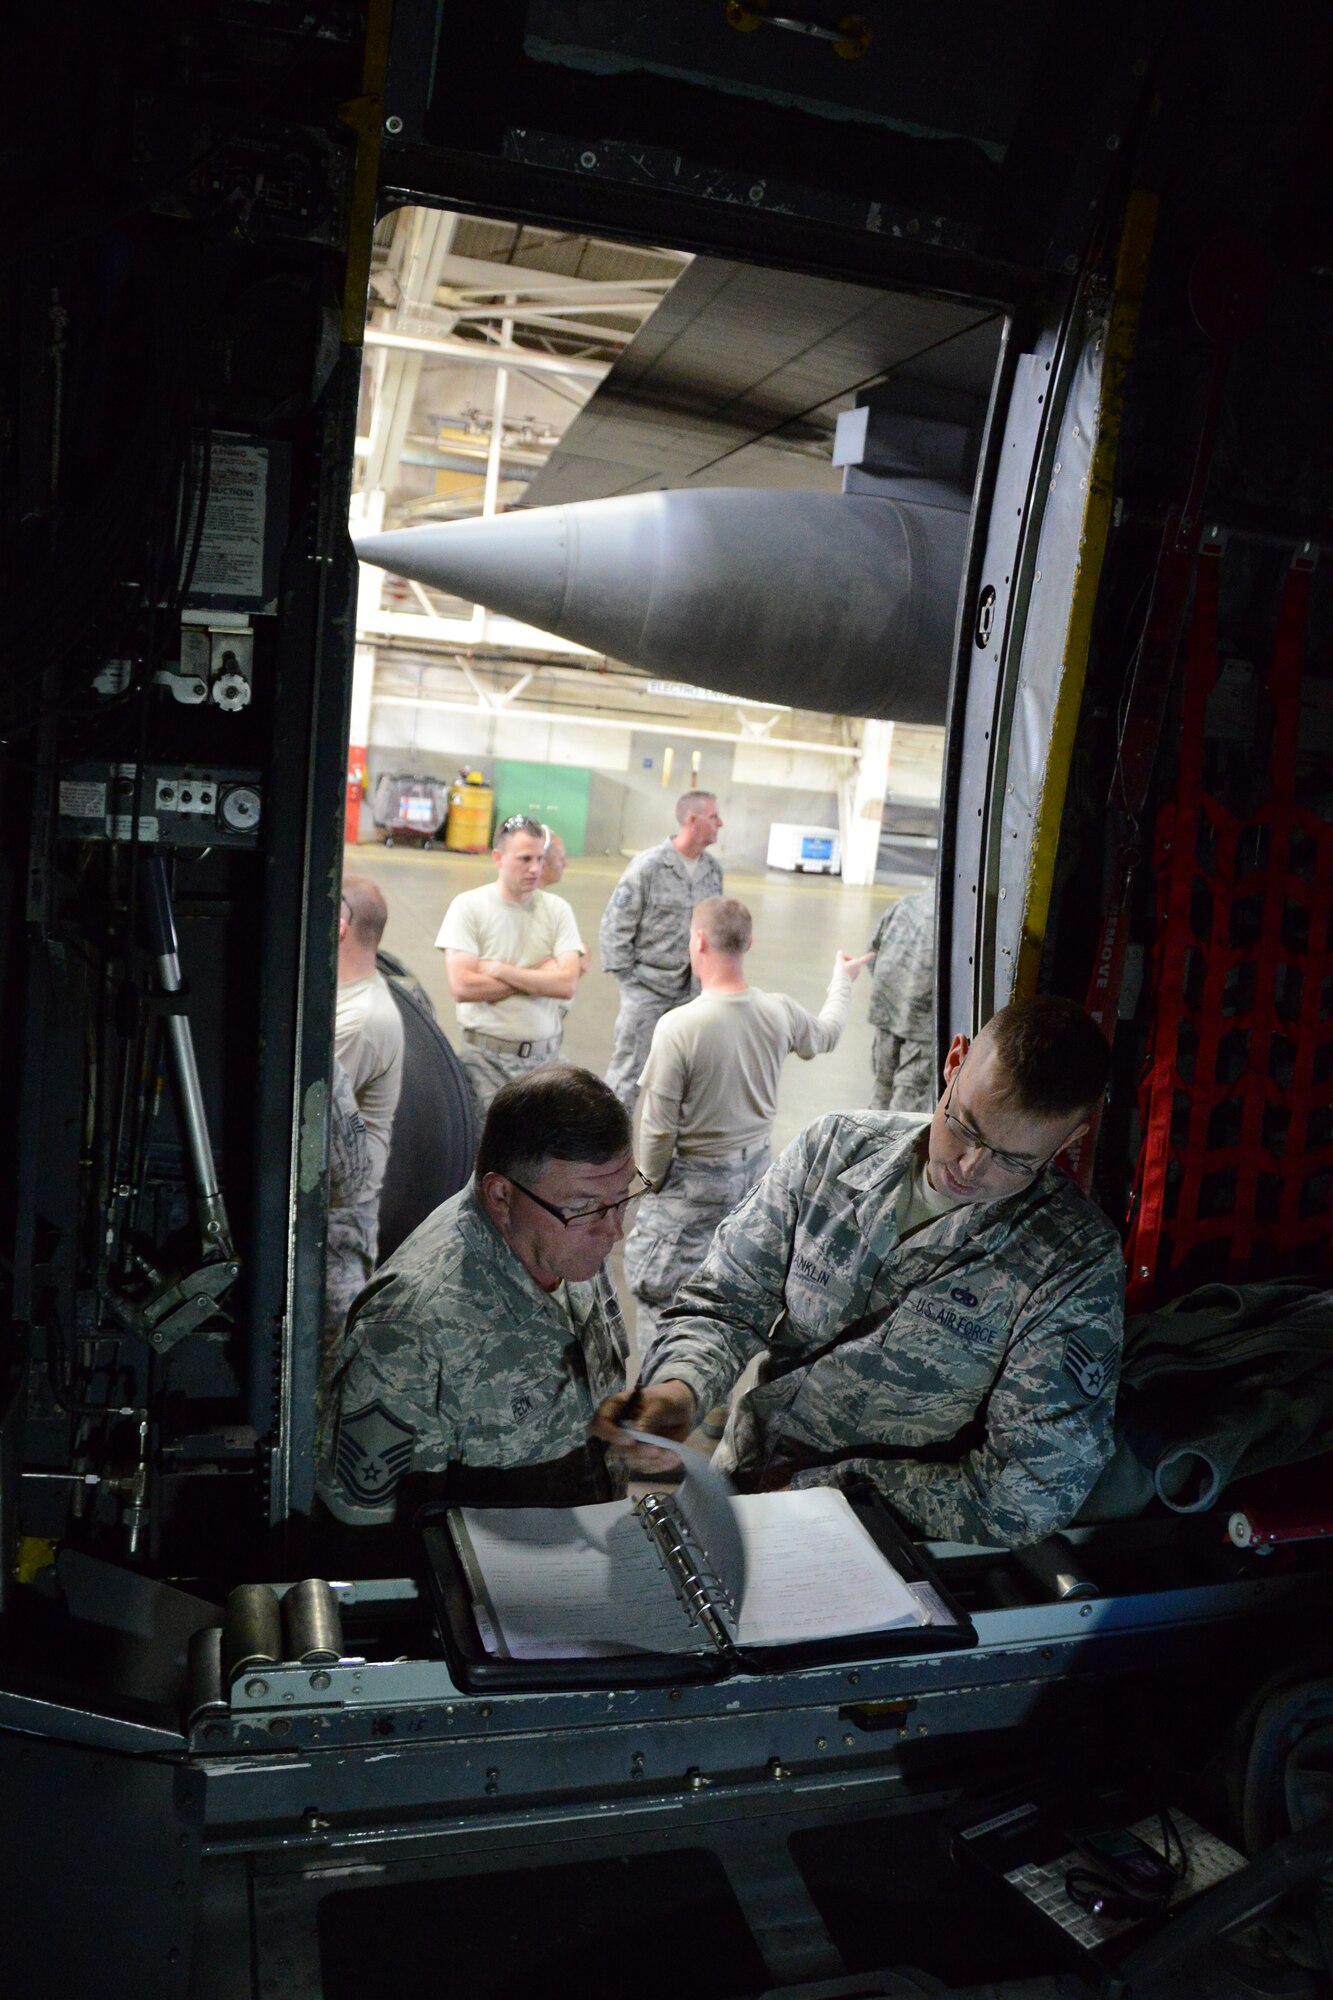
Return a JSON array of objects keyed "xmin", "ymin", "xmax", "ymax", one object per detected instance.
[{"xmin": 639, "ymin": 1493, "xmax": 742, "ymax": 1663}]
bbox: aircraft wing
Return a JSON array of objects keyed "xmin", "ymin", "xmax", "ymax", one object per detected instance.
[{"xmin": 523, "ymin": 255, "xmax": 1001, "ymax": 506}]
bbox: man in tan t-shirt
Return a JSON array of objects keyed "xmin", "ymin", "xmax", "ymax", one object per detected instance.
[
  {"xmin": 436, "ymin": 814, "xmax": 585, "ymax": 1125},
  {"xmin": 624, "ymin": 897, "xmax": 870, "ymax": 1360}
]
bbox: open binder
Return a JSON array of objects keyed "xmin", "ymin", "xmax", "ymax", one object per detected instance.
[{"xmin": 421, "ymin": 1481, "xmax": 975, "ymax": 1691}]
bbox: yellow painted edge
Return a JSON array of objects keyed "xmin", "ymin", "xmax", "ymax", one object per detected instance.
[{"xmin": 1014, "ymin": 190, "xmax": 1159, "ymax": 996}]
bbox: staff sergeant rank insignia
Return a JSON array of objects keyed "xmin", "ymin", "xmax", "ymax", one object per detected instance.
[
  {"xmin": 1062, "ymin": 1331, "xmax": 1114, "ymax": 1400},
  {"xmin": 333, "ymin": 1400, "xmax": 416, "ymax": 1504}
]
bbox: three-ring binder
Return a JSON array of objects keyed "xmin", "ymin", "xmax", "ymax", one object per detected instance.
[
  {"xmin": 638, "ymin": 1491, "xmax": 742, "ymax": 1665},
  {"xmin": 419, "ymin": 1479, "xmax": 976, "ymax": 1693}
]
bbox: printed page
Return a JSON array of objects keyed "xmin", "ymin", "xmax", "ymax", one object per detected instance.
[
  {"xmin": 454, "ymin": 1501, "xmax": 703, "ymax": 1658},
  {"xmin": 729, "ymin": 1488, "xmax": 928, "ymax": 1646}
]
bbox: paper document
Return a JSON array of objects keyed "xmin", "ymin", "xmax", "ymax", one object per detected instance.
[
  {"xmin": 458, "ymin": 1501, "xmax": 703, "ymax": 1658},
  {"xmin": 729, "ymin": 1489, "xmax": 926, "ymax": 1645}
]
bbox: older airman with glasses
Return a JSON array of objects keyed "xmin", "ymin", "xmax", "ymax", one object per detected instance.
[
  {"xmin": 597, "ymin": 994, "xmax": 1126, "ymax": 1552},
  {"xmin": 320, "ymin": 1065, "xmax": 639, "ymax": 1539}
]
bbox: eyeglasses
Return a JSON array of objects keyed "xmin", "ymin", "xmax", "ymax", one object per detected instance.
[
  {"xmin": 941, "ymin": 1068, "xmax": 1055, "ymax": 1179},
  {"xmin": 509, "ymin": 1168, "xmax": 651, "ymax": 1228},
  {"xmin": 496, "ymin": 814, "xmax": 545, "ymax": 839}
]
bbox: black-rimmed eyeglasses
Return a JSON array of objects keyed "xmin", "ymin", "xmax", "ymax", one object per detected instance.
[
  {"xmin": 509, "ymin": 1169, "xmax": 651, "ymax": 1228},
  {"xmin": 941, "ymin": 1067, "xmax": 1056, "ymax": 1179}
]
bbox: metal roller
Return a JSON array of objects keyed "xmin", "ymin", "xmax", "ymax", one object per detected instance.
[
  {"xmin": 1013, "ymin": 1533, "xmax": 1099, "ymax": 1602},
  {"xmin": 186, "ymin": 1624, "xmax": 228, "ymax": 1726},
  {"xmin": 281, "ymin": 1578, "xmax": 344, "ymax": 1665},
  {"xmin": 222, "ymin": 1582, "xmax": 283, "ymax": 1680}
]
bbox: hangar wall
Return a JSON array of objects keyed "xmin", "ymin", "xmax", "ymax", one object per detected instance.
[
  {"xmin": 361, "ymin": 689, "xmax": 944, "ymax": 869},
  {"xmin": 364, "ymin": 715, "xmax": 836, "ymax": 866}
]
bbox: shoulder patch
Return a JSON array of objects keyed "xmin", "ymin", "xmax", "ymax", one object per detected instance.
[
  {"xmin": 1062, "ymin": 1332, "xmax": 1114, "ymax": 1400},
  {"xmin": 611, "ymin": 883, "xmax": 634, "ymax": 908},
  {"xmin": 333, "ymin": 1399, "xmax": 416, "ymax": 1506}
]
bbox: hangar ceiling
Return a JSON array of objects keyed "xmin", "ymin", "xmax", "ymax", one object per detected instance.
[
  {"xmin": 358, "ymin": 212, "xmax": 689, "ymax": 531},
  {"xmin": 358, "ymin": 215, "xmax": 1003, "ymax": 525}
]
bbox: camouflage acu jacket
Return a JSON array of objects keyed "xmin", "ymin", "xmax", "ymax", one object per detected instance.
[
  {"xmin": 641, "ymin": 1113, "xmax": 1124, "ymax": 1547},
  {"xmin": 319, "ymin": 1183, "xmax": 628, "ymax": 1524},
  {"xmin": 867, "ymin": 891, "xmax": 934, "ymax": 1040},
  {"xmin": 599, "ymin": 838, "xmax": 724, "ymax": 997}
]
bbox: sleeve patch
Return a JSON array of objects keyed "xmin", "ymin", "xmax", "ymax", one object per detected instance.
[
  {"xmin": 1062, "ymin": 1332, "xmax": 1114, "ymax": 1399},
  {"xmin": 333, "ymin": 1399, "xmax": 416, "ymax": 1505}
]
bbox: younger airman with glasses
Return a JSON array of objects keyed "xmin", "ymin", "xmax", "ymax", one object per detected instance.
[{"xmin": 598, "ymin": 996, "xmax": 1125, "ymax": 1551}]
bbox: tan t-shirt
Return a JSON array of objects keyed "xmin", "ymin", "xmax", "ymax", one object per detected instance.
[
  {"xmin": 895, "ymin": 1145, "xmax": 958, "ymax": 1240},
  {"xmin": 637, "ymin": 972, "xmax": 852, "ymax": 1186},
  {"xmin": 436, "ymin": 883, "xmax": 583, "ymax": 1042},
  {"xmin": 334, "ymin": 971, "xmax": 405, "ymax": 1196}
]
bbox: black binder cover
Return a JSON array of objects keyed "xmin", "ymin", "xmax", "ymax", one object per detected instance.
[{"xmin": 419, "ymin": 1485, "xmax": 976, "ymax": 1693}]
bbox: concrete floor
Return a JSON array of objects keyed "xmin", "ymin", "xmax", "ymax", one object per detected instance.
[{"xmin": 349, "ymin": 845, "xmax": 908, "ymax": 1159}]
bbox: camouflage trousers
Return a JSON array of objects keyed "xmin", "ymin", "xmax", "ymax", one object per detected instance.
[
  {"xmin": 323, "ymin": 1061, "xmax": 377, "ymax": 1394},
  {"xmin": 624, "ymin": 1145, "xmax": 770, "ymax": 1363},
  {"xmin": 604, "ymin": 977, "xmax": 689, "ymax": 1114},
  {"xmin": 459, "ymin": 1031, "xmax": 564, "ymax": 1138},
  {"xmin": 323, "ymin": 1199, "xmax": 377, "ymax": 1392},
  {"xmin": 871, "ymin": 1031, "xmax": 935, "ymax": 1112}
]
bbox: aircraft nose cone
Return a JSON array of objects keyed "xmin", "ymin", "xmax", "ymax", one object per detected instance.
[{"xmin": 354, "ymin": 488, "xmax": 966, "ymax": 721}]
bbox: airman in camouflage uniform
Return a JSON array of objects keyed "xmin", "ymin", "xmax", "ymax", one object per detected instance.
[
  {"xmin": 641, "ymin": 1116, "xmax": 1122, "ymax": 1545},
  {"xmin": 867, "ymin": 890, "xmax": 935, "ymax": 1111},
  {"xmin": 323, "ymin": 1061, "xmax": 377, "ymax": 1380},
  {"xmin": 603, "ymin": 999, "xmax": 1123, "ymax": 1548},
  {"xmin": 600, "ymin": 792, "xmax": 724, "ymax": 1112},
  {"xmin": 624, "ymin": 1145, "xmax": 770, "ymax": 1358},
  {"xmin": 320, "ymin": 1064, "xmax": 634, "ymax": 1526},
  {"xmin": 319, "ymin": 1181, "xmax": 628, "ymax": 1524}
]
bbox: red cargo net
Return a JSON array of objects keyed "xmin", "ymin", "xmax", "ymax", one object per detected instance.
[{"xmin": 1125, "ymin": 554, "xmax": 1329, "ymax": 1309}]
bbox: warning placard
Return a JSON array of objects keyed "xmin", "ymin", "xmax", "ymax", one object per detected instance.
[{"xmin": 184, "ymin": 442, "xmax": 269, "ymax": 597}]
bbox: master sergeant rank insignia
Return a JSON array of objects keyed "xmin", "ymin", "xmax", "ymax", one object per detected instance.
[{"xmin": 333, "ymin": 1400, "xmax": 416, "ymax": 1506}]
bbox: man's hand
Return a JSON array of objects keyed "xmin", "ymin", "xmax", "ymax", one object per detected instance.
[
  {"xmin": 592, "ymin": 1381, "xmax": 697, "ymax": 1474},
  {"xmin": 835, "ymin": 949, "xmax": 875, "ymax": 984}
]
